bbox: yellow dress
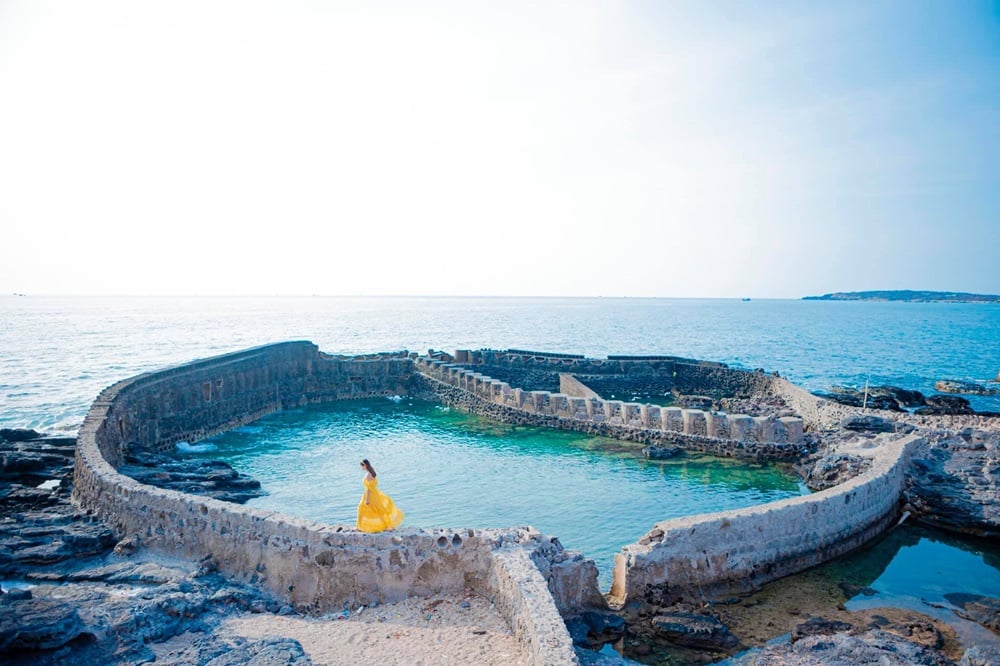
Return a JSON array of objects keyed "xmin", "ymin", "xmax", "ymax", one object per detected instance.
[{"xmin": 356, "ymin": 475, "xmax": 404, "ymax": 533}]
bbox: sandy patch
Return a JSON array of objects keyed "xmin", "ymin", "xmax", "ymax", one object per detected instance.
[{"xmin": 219, "ymin": 590, "xmax": 531, "ymax": 666}]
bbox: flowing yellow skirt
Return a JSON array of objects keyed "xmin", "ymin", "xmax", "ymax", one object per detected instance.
[{"xmin": 357, "ymin": 478, "xmax": 404, "ymax": 533}]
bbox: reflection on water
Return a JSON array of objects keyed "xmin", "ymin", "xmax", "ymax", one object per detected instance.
[
  {"xmin": 195, "ymin": 398, "xmax": 805, "ymax": 586},
  {"xmin": 696, "ymin": 524, "xmax": 1000, "ymax": 666},
  {"xmin": 842, "ymin": 525, "xmax": 1000, "ymax": 647}
]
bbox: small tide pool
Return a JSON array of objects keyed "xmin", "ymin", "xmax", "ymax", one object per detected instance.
[{"xmin": 191, "ymin": 398, "xmax": 807, "ymax": 586}]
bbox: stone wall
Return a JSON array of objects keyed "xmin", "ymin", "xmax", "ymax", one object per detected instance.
[
  {"xmin": 609, "ymin": 433, "xmax": 922, "ymax": 606},
  {"xmin": 461, "ymin": 349, "xmax": 776, "ymax": 401},
  {"xmin": 415, "ymin": 358, "xmax": 806, "ymax": 461},
  {"xmin": 72, "ymin": 342, "xmax": 583, "ymax": 665}
]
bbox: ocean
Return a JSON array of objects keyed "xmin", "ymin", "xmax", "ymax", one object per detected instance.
[{"xmin": 3, "ymin": 295, "xmax": 999, "ymax": 432}]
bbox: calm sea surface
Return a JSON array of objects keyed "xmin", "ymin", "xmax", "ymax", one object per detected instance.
[
  {"xmin": 3, "ymin": 295, "xmax": 1000, "ymax": 631},
  {"xmin": 3, "ymin": 295, "xmax": 999, "ymax": 432}
]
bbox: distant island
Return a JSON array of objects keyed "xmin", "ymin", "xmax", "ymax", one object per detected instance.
[{"xmin": 803, "ymin": 290, "xmax": 1000, "ymax": 303}]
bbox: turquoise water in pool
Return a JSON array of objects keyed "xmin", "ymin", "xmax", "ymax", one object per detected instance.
[{"xmin": 192, "ymin": 398, "xmax": 807, "ymax": 586}]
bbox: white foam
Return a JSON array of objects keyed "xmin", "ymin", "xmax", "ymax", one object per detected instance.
[
  {"xmin": 36, "ymin": 479, "xmax": 60, "ymax": 490},
  {"xmin": 175, "ymin": 441, "xmax": 217, "ymax": 454},
  {"xmin": 386, "ymin": 395, "xmax": 404, "ymax": 403}
]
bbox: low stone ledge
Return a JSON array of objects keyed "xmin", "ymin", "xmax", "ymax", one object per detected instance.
[
  {"xmin": 609, "ymin": 433, "xmax": 921, "ymax": 607},
  {"xmin": 490, "ymin": 547, "xmax": 580, "ymax": 665}
]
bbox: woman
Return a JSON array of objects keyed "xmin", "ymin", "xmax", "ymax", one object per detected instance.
[{"xmin": 356, "ymin": 459, "xmax": 404, "ymax": 533}]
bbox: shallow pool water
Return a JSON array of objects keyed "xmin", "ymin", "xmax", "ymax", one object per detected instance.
[
  {"xmin": 192, "ymin": 398, "xmax": 807, "ymax": 586},
  {"xmin": 841, "ymin": 524, "xmax": 1000, "ymax": 647}
]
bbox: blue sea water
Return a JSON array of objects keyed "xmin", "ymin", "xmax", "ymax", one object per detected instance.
[{"xmin": 3, "ymin": 295, "xmax": 999, "ymax": 432}]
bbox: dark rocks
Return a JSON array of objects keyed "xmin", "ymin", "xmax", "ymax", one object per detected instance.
[
  {"xmin": 650, "ymin": 611, "xmax": 741, "ymax": 651},
  {"xmin": 118, "ymin": 453, "xmax": 266, "ymax": 504},
  {"xmin": 936, "ymin": 380, "xmax": 999, "ymax": 396},
  {"xmin": 1, "ymin": 509, "xmax": 117, "ymax": 573},
  {"xmin": 820, "ymin": 385, "xmax": 926, "ymax": 412},
  {"xmin": 725, "ymin": 612, "xmax": 953, "ymax": 665},
  {"xmin": 790, "ymin": 616, "xmax": 852, "ymax": 640},
  {"xmin": 1, "ymin": 433, "xmax": 76, "ymax": 488},
  {"xmin": 804, "ymin": 453, "xmax": 872, "ymax": 490},
  {"xmin": 0, "ymin": 594, "xmax": 88, "ymax": 652},
  {"xmin": 1, "ymin": 433, "xmax": 117, "ymax": 578},
  {"xmin": 675, "ymin": 395, "xmax": 714, "ymax": 410},
  {"xmin": 0, "ymin": 429, "xmax": 43, "ymax": 442},
  {"xmin": 154, "ymin": 635, "xmax": 313, "ymax": 666},
  {"xmin": 904, "ymin": 431, "xmax": 1000, "ymax": 536},
  {"xmin": 642, "ymin": 444, "xmax": 683, "ymax": 460},
  {"xmin": 962, "ymin": 644, "xmax": 1000, "ymax": 665},
  {"xmin": 567, "ymin": 610, "xmax": 627, "ymax": 648},
  {"xmin": 726, "ymin": 629, "xmax": 956, "ymax": 666},
  {"xmin": 837, "ymin": 581, "xmax": 877, "ymax": 598},
  {"xmin": 944, "ymin": 593, "xmax": 1000, "ymax": 633},
  {"xmin": 841, "ymin": 414, "xmax": 898, "ymax": 433},
  {"xmin": 0, "ymin": 428, "xmax": 296, "ymax": 666},
  {"xmin": 916, "ymin": 395, "xmax": 975, "ymax": 416}
]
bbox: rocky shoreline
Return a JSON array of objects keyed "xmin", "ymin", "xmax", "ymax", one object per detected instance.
[{"xmin": 1, "ymin": 428, "xmax": 313, "ymax": 665}]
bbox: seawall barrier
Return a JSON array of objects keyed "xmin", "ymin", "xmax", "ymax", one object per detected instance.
[{"xmin": 609, "ymin": 432, "xmax": 921, "ymax": 605}]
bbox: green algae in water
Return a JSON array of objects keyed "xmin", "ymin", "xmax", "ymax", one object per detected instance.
[{"xmin": 195, "ymin": 398, "xmax": 805, "ymax": 587}]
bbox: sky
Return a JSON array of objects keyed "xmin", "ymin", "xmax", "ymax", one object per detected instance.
[{"xmin": 0, "ymin": 1, "xmax": 997, "ymax": 298}]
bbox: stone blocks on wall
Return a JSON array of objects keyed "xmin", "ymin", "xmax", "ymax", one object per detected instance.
[{"xmin": 422, "ymin": 358, "xmax": 806, "ymax": 458}]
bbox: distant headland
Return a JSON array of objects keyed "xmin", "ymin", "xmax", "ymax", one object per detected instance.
[{"xmin": 803, "ymin": 290, "xmax": 1000, "ymax": 303}]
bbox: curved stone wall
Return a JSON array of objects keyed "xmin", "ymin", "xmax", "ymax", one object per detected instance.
[
  {"xmin": 72, "ymin": 341, "xmax": 583, "ymax": 665},
  {"xmin": 608, "ymin": 432, "xmax": 922, "ymax": 606},
  {"xmin": 72, "ymin": 340, "xmax": 926, "ymax": 662}
]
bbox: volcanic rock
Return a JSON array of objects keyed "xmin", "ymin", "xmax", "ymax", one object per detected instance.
[
  {"xmin": 841, "ymin": 414, "xmax": 898, "ymax": 433},
  {"xmin": 650, "ymin": 611, "xmax": 740, "ymax": 651},
  {"xmin": 820, "ymin": 385, "xmax": 926, "ymax": 412},
  {"xmin": 944, "ymin": 593, "xmax": 1000, "ymax": 633},
  {"xmin": 726, "ymin": 629, "xmax": 955, "ymax": 665},
  {"xmin": 0, "ymin": 594, "xmax": 88, "ymax": 652},
  {"xmin": 962, "ymin": 644, "xmax": 1000, "ymax": 666},
  {"xmin": 903, "ymin": 431, "xmax": 1000, "ymax": 536},
  {"xmin": 642, "ymin": 444, "xmax": 683, "ymax": 460},
  {"xmin": 935, "ymin": 380, "xmax": 998, "ymax": 396},
  {"xmin": 915, "ymin": 395, "xmax": 975, "ymax": 416},
  {"xmin": 154, "ymin": 635, "xmax": 313, "ymax": 665},
  {"xmin": 118, "ymin": 454, "xmax": 266, "ymax": 504},
  {"xmin": 804, "ymin": 453, "xmax": 872, "ymax": 490}
]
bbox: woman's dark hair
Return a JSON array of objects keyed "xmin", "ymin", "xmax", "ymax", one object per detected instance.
[{"xmin": 361, "ymin": 459, "xmax": 377, "ymax": 477}]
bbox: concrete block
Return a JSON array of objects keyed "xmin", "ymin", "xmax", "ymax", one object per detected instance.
[
  {"xmin": 683, "ymin": 409, "xmax": 707, "ymax": 436},
  {"xmin": 662, "ymin": 407, "xmax": 684, "ymax": 432},
  {"xmin": 604, "ymin": 400, "xmax": 623, "ymax": 421},
  {"xmin": 550, "ymin": 394, "xmax": 570, "ymax": 417},
  {"xmin": 706, "ymin": 412, "xmax": 729, "ymax": 439},
  {"xmin": 623, "ymin": 403, "xmax": 642, "ymax": 426},
  {"xmin": 754, "ymin": 417, "xmax": 777, "ymax": 442},
  {"xmin": 530, "ymin": 391, "xmax": 551, "ymax": 414},
  {"xmin": 779, "ymin": 417, "xmax": 804, "ymax": 443},
  {"xmin": 641, "ymin": 405, "xmax": 661, "ymax": 429},
  {"xmin": 729, "ymin": 415, "xmax": 755, "ymax": 440}
]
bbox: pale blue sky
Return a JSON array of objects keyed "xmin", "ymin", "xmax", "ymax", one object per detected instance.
[{"xmin": 0, "ymin": 1, "xmax": 997, "ymax": 297}]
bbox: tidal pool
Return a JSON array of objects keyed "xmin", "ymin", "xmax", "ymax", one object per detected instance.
[{"xmin": 191, "ymin": 397, "xmax": 806, "ymax": 586}]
